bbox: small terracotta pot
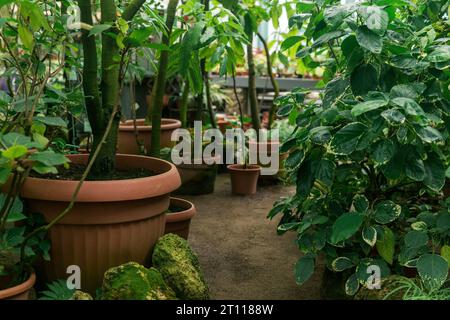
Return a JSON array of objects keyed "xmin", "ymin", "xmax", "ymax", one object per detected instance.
[
  {"xmin": 117, "ymin": 118, "xmax": 182, "ymax": 155},
  {"xmin": 21, "ymin": 154, "xmax": 181, "ymax": 294},
  {"xmin": 0, "ymin": 273, "xmax": 36, "ymax": 300},
  {"xmin": 227, "ymin": 164, "xmax": 261, "ymax": 195},
  {"xmin": 165, "ymin": 197, "xmax": 196, "ymax": 240}
]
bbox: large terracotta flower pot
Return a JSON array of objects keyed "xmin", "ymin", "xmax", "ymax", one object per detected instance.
[
  {"xmin": 165, "ymin": 197, "xmax": 196, "ymax": 240},
  {"xmin": 20, "ymin": 154, "xmax": 181, "ymax": 294},
  {"xmin": 117, "ymin": 118, "xmax": 181, "ymax": 155},
  {"xmin": 174, "ymin": 155, "xmax": 220, "ymax": 195},
  {"xmin": 227, "ymin": 164, "xmax": 261, "ymax": 195},
  {"xmin": 0, "ymin": 273, "xmax": 36, "ymax": 300}
]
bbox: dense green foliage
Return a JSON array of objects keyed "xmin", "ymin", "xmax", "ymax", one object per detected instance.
[{"xmin": 270, "ymin": 0, "xmax": 450, "ymax": 296}]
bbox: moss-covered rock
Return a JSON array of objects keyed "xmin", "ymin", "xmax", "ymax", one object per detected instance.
[
  {"xmin": 101, "ymin": 262, "xmax": 176, "ymax": 300},
  {"xmin": 70, "ymin": 290, "xmax": 93, "ymax": 300},
  {"xmin": 152, "ymin": 234, "xmax": 209, "ymax": 300}
]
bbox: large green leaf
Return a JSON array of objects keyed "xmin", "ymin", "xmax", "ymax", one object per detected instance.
[
  {"xmin": 331, "ymin": 257, "xmax": 355, "ymax": 272},
  {"xmin": 295, "ymin": 254, "xmax": 315, "ymax": 286},
  {"xmin": 350, "ymin": 64, "xmax": 378, "ymax": 96},
  {"xmin": 281, "ymin": 36, "xmax": 303, "ymax": 51},
  {"xmin": 374, "ymin": 200, "xmax": 401, "ymax": 224},
  {"xmin": 351, "ymin": 99, "xmax": 387, "ymax": 117},
  {"xmin": 390, "ymin": 84, "xmax": 419, "ymax": 99},
  {"xmin": 381, "ymin": 109, "xmax": 405, "ymax": 124},
  {"xmin": 29, "ymin": 151, "xmax": 69, "ymax": 166},
  {"xmin": 315, "ymin": 158, "xmax": 335, "ymax": 186},
  {"xmin": 416, "ymin": 254, "xmax": 449, "ymax": 290},
  {"xmin": 330, "ymin": 212, "xmax": 364, "ymax": 244},
  {"xmin": 362, "ymin": 226, "xmax": 377, "ymax": 247},
  {"xmin": 404, "ymin": 146, "xmax": 425, "ymax": 181},
  {"xmin": 376, "ymin": 226, "xmax": 395, "ymax": 265},
  {"xmin": 313, "ymin": 30, "xmax": 346, "ymax": 48},
  {"xmin": 415, "ymin": 126, "xmax": 443, "ymax": 143},
  {"xmin": 365, "ymin": 6, "xmax": 389, "ymax": 35},
  {"xmin": 345, "ymin": 273, "xmax": 360, "ymax": 295},
  {"xmin": 331, "ymin": 122, "xmax": 367, "ymax": 155},
  {"xmin": 427, "ymin": 46, "xmax": 450, "ymax": 63},
  {"xmin": 356, "ymin": 26, "xmax": 383, "ymax": 54},
  {"xmin": 372, "ymin": 139, "xmax": 395, "ymax": 164},
  {"xmin": 391, "ymin": 97, "xmax": 424, "ymax": 116},
  {"xmin": 423, "ymin": 152, "xmax": 445, "ymax": 191},
  {"xmin": 404, "ymin": 230, "xmax": 428, "ymax": 249}
]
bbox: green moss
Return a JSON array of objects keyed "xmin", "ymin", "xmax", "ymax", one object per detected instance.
[
  {"xmin": 101, "ymin": 262, "xmax": 176, "ymax": 300},
  {"xmin": 152, "ymin": 234, "xmax": 209, "ymax": 300},
  {"xmin": 70, "ymin": 290, "xmax": 93, "ymax": 300}
]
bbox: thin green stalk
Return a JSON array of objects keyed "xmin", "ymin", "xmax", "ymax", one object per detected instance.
[
  {"xmin": 257, "ymin": 32, "xmax": 279, "ymax": 129},
  {"xmin": 148, "ymin": 0, "xmax": 179, "ymax": 157},
  {"xmin": 180, "ymin": 81, "xmax": 190, "ymax": 128}
]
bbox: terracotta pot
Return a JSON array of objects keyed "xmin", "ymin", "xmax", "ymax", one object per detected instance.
[
  {"xmin": 165, "ymin": 197, "xmax": 196, "ymax": 240},
  {"xmin": 117, "ymin": 118, "xmax": 182, "ymax": 155},
  {"xmin": 227, "ymin": 164, "xmax": 261, "ymax": 195},
  {"xmin": 0, "ymin": 273, "xmax": 36, "ymax": 300},
  {"xmin": 21, "ymin": 154, "xmax": 181, "ymax": 294},
  {"xmin": 175, "ymin": 155, "xmax": 220, "ymax": 195},
  {"xmin": 217, "ymin": 119, "xmax": 230, "ymax": 133}
]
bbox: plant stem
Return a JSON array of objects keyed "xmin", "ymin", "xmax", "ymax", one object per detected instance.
[
  {"xmin": 232, "ymin": 73, "xmax": 247, "ymax": 168},
  {"xmin": 148, "ymin": 0, "xmax": 179, "ymax": 157},
  {"xmin": 245, "ymin": 23, "xmax": 261, "ymax": 132},
  {"xmin": 179, "ymin": 80, "xmax": 190, "ymax": 128},
  {"xmin": 256, "ymin": 32, "xmax": 279, "ymax": 129}
]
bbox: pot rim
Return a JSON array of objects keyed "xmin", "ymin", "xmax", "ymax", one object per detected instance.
[
  {"xmin": 119, "ymin": 118, "xmax": 181, "ymax": 132},
  {"xmin": 166, "ymin": 197, "xmax": 196, "ymax": 222},
  {"xmin": 0, "ymin": 272, "xmax": 36, "ymax": 300},
  {"xmin": 227, "ymin": 164, "xmax": 261, "ymax": 172},
  {"xmin": 21, "ymin": 154, "xmax": 181, "ymax": 202}
]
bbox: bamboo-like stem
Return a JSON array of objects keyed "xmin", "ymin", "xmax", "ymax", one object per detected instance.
[
  {"xmin": 244, "ymin": 18, "xmax": 261, "ymax": 132},
  {"xmin": 148, "ymin": 0, "xmax": 179, "ymax": 157},
  {"xmin": 232, "ymin": 73, "xmax": 247, "ymax": 168},
  {"xmin": 257, "ymin": 32, "xmax": 279, "ymax": 129},
  {"xmin": 179, "ymin": 81, "xmax": 190, "ymax": 128}
]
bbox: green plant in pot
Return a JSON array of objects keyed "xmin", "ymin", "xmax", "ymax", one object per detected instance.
[
  {"xmin": 0, "ymin": 0, "xmax": 73, "ymax": 299},
  {"xmin": 0, "ymin": 0, "xmax": 182, "ymax": 294},
  {"xmin": 269, "ymin": 0, "xmax": 450, "ymax": 298}
]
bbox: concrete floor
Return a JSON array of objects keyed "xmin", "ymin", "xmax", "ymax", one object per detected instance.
[{"xmin": 184, "ymin": 173, "xmax": 323, "ymax": 300}]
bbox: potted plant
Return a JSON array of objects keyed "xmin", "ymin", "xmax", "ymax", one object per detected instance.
[
  {"xmin": 227, "ymin": 74, "xmax": 261, "ymax": 195},
  {"xmin": 269, "ymin": 0, "xmax": 450, "ymax": 297},
  {"xmin": 117, "ymin": 0, "xmax": 182, "ymax": 156},
  {"xmin": 1, "ymin": 0, "xmax": 183, "ymax": 294},
  {"xmin": 164, "ymin": 197, "xmax": 196, "ymax": 240}
]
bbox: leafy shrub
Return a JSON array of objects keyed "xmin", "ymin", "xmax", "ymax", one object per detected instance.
[{"xmin": 270, "ymin": 0, "xmax": 450, "ymax": 295}]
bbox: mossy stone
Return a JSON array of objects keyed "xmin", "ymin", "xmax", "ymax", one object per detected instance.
[
  {"xmin": 70, "ymin": 290, "xmax": 93, "ymax": 300},
  {"xmin": 152, "ymin": 234, "xmax": 209, "ymax": 300},
  {"xmin": 101, "ymin": 262, "xmax": 176, "ymax": 300}
]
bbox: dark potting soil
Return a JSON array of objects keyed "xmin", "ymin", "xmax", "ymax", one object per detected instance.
[
  {"xmin": 31, "ymin": 163, "xmax": 155, "ymax": 181},
  {"xmin": 167, "ymin": 204, "xmax": 187, "ymax": 213}
]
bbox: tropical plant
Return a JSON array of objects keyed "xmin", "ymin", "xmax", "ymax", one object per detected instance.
[
  {"xmin": 77, "ymin": 0, "xmax": 165, "ymax": 174},
  {"xmin": 0, "ymin": 0, "xmax": 71, "ymax": 287},
  {"xmin": 269, "ymin": 0, "xmax": 450, "ymax": 296}
]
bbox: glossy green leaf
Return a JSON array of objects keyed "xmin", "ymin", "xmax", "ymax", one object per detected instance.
[
  {"xmin": 356, "ymin": 26, "xmax": 383, "ymax": 54},
  {"xmin": 330, "ymin": 212, "xmax": 364, "ymax": 244},
  {"xmin": 376, "ymin": 226, "xmax": 395, "ymax": 264}
]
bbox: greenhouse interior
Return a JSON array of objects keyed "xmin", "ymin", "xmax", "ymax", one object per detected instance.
[{"xmin": 0, "ymin": 0, "xmax": 449, "ymax": 307}]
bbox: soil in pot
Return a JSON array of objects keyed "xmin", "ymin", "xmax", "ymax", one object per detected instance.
[
  {"xmin": 0, "ymin": 272, "xmax": 36, "ymax": 300},
  {"xmin": 227, "ymin": 164, "xmax": 261, "ymax": 195},
  {"xmin": 165, "ymin": 197, "xmax": 196, "ymax": 240},
  {"xmin": 117, "ymin": 118, "xmax": 181, "ymax": 155},
  {"xmin": 21, "ymin": 154, "xmax": 181, "ymax": 294}
]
